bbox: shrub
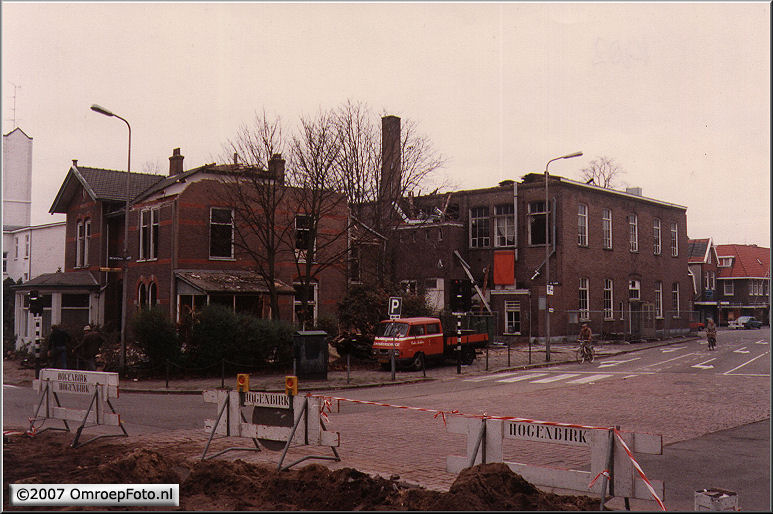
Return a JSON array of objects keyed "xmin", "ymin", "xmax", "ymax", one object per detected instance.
[
  {"xmin": 237, "ymin": 315, "xmax": 295, "ymax": 369},
  {"xmin": 338, "ymin": 284, "xmax": 436, "ymax": 338},
  {"xmin": 186, "ymin": 304, "xmax": 239, "ymax": 368},
  {"xmin": 130, "ymin": 308, "xmax": 180, "ymax": 368}
]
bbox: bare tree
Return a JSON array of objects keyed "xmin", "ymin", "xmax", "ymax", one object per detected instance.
[
  {"xmin": 580, "ymin": 156, "xmax": 624, "ymax": 188},
  {"xmin": 219, "ymin": 111, "xmax": 292, "ymax": 320},
  {"xmin": 288, "ymin": 110, "xmax": 351, "ymax": 328}
]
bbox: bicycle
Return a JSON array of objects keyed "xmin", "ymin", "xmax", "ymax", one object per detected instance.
[
  {"xmin": 707, "ymin": 333, "xmax": 717, "ymax": 351},
  {"xmin": 576, "ymin": 339, "xmax": 594, "ymax": 364}
]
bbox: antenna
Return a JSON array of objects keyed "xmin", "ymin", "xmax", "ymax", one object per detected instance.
[{"xmin": 7, "ymin": 82, "xmax": 22, "ymax": 127}]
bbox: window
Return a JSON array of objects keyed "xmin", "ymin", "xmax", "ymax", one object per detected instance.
[
  {"xmin": 672, "ymin": 282, "xmax": 680, "ymax": 318},
  {"xmin": 76, "ymin": 221, "xmax": 84, "ymax": 267},
  {"xmin": 178, "ymin": 294, "xmax": 207, "ymax": 321},
  {"xmin": 469, "ymin": 206, "xmax": 490, "ymax": 248},
  {"xmin": 579, "ymin": 278, "xmax": 589, "ymax": 320},
  {"xmin": 504, "ymin": 300, "xmax": 521, "ymax": 334},
  {"xmin": 14, "ymin": 236, "xmax": 19, "ymax": 259},
  {"xmin": 293, "ymin": 283, "xmax": 318, "ymax": 326},
  {"xmin": 719, "ymin": 257, "xmax": 733, "ymax": 267},
  {"xmin": 670, "ymin": 222, "xmax": 679, "ymax": 257},
  {"xmin": 577, "ymin": 204, "xmax": 588, "ymax": 247},
  {"xmin": 655, "ymin": 281, "xmax": 663, "ymax": 318},
  {"xmin": 24, "ymin": 234, "xmax": 30, "ymax": 259},
  {"xmin": 139, "ymin": 208, "xmax": 160, "ymax": 261},
  {"xmin": 602, "ymin": 209, "xmax": 612, "ymax": 249},
  {"xmin": 294, "ymin": 214, "xmax": 314, "ymax": 262},
  {"xmin": 528, "ymin": 201, "xmax": 550, "ymax": 246},
  {"xmin": 629, "ymin": 279, "xmax": 641, "ymax": 300},
  {"xmin": 653, "ymin": 218, "xmax": 661, "ymax": 255},
  {"xmin": 138, "ymin": 283, "xmax": 147, "ymax": 309},
  {"xmin": 61, "ymin": 293, "xmax": 90, "ymax": 328},
  {"xmin": 628, "ymin": 214, "xmax": 638, "ymax": 252},
  {"xmin": 409, "ymin": 324, "xmax": 425, "ymax": 336},
  {"xmin": 494, "ymin": 204, "xmax": 515, "ymax": 247},
  {"xmin": 2, "ymin": 251, "xmax": 6, "ymax": 272},
  {"xmin": 84, "ymin": 220, "xmax": 90, "ymax": 266},
  {"xmin": 209, "ymin": 208, "xmax": 234, "ymax": 259},
  {"xmin": 603, "ymin": 279, "xmax": 614, "ymax": 319},
  {"xmin": 724, "ymin": 281, "xmax": 734, "ymax": 296}
]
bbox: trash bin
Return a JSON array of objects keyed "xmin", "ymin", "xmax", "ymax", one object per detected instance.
[
  {"xmin": 293, "ymin": 331, "xmax": 328, "ymax": 380},
  {"xmin": 695, "ymin": 488, "xmax": 739, "ymax": 511}
]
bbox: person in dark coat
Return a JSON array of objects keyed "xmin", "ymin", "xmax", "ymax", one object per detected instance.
[
  {"xmin": 74, "ymin": 325, "xmax": 104, "ymax": 371},
  {"xmin": 48, "ymin": 325, "xmax": 70, "ymax": 369}
]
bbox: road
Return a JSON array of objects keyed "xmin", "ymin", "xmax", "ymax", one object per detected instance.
[{"xmin": 4, "ymin": 328, "xmax": 770, "ymax": 510}]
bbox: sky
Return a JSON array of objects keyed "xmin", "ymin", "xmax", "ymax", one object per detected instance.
[{"xmin": 2, "ymin": 1, "xmax": 770, "ymax": 247}]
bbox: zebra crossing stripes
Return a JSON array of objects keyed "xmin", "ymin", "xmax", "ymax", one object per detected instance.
[
  {"xmin": 566, "ymin": 374, "xmax": 614, "ymax": 384},
  {"xmin": 463, "ymin": 372, "xmax": 522, "ymax": 383},
  {"xmin": 530, "ymin": 373, "xmax": 581, "ymax": 383},
  {"xmin": 496, "ymin": 373, "xmax": 548, "ymax": 383}
]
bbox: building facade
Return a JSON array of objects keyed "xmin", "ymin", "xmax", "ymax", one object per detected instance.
[
  {"xmin": 715, "ymin": 244, "xmax": 770, "ymax": 325},
  {"xmin": 687, "ymin": 238, "xmax": 721, "ymax": 325}
]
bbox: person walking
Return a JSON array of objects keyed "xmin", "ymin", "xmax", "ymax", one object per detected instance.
[
  {"xmin": 706, "ymin": 318, "xmax": 717, "ymax": 350},
  {"xmin": 74, "ymin": 325, "xmax": 104, "ymax": 371},
  {"xmin": 48, "ymin": 325, "xmax": 70, "ymax": 369}
]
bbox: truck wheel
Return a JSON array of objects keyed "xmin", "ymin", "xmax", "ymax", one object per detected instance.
[
  {"xmin": 411, "ymin": 352, "xmax": 425, "ymax": 371},
  {"xmin": 461, "ymin": 348, "xmax": 475, "ymax": 365}
]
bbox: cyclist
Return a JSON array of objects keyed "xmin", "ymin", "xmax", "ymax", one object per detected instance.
[
  {"xmin": 706, "ymin": 318, "xmax": 717, "ymax": 350},
  {"xmin": 577, "ymin": 323, "xmax": 594, "ymax": 363}
]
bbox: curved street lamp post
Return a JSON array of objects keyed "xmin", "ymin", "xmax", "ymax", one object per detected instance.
[
  {"xmin": 544, "ymin": 151, "xmax": 583, "ymax": 361},
  {"xmin": 90, "ymin": 104, "xmax": 131, "ymax": 374}
]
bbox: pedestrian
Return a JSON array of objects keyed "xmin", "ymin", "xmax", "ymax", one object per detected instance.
[
  {"xmin": 706, "ymin": 318, "xmax": 717, "ymax": 350},
  {"xmin": 48, "ymin": 325, "xmax": 70, "ymax": 369},
  {"xmin": 74, "ymin": 325, "xmax": 104, "ymax": 371}
]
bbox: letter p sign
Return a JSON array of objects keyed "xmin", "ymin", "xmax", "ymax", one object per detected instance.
[{"xmin": 388, "ymin": 297, "xmax": 402, "ymax": 319}]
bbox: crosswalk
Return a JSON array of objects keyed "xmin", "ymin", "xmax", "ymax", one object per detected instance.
[{"xmin": 465, "ymin": 371, "xmax": 621, "ymax": 385}]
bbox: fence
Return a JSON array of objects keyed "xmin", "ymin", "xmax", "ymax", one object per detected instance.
[{"xmin": 542, "ymin": 309, "xmax": 697, "ymax": 343}]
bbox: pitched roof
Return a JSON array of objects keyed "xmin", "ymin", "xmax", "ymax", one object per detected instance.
[
  {"xmin": 716, "ymin": 244, "xmax": 771, "ymax": 279},
  {"xmin": 175, "ymin": 270, "xmax": 294, "ymax": 295},
  {"xmin": 12, "ymin": 270, "xmax": 100, "ymax": 290},
  {"xmin": 687, "ymin": 238, "xmax": 710, "ymax": 264},
  {"xmin": 49, "ymin": 165, "xmax": 164, "ymax": 213}
]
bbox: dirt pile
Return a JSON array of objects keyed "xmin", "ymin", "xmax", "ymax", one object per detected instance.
[{"xmin": 4, "ymin": 431, "xmax": 600, "ymax": 511}]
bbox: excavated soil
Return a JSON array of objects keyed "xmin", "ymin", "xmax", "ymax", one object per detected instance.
[{"xmin": 3, "ymin": 431, "xmax": 601, "ymax": 511}]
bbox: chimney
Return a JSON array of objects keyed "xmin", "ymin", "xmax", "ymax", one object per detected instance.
[
  {"xmin": 268, "ymin": 153, "xmax": 285, "ymax": 184},
  {"xmin": 625, "ymin": 186, "xmax": 643, "ymax": 196},
  {"xmin": 380, "ymin": 115, "xmax": 401, "ymax": 202},
  {"xmin": 72, "ymin": 159, "xmax": 78, "ymax": 167},
  {"xmin": 169, "ymin": 148, "xmax": 184, "ymax": 176}
]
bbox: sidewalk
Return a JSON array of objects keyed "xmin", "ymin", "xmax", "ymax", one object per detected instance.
[{"xmin": 116, "ymin": 335, "xmax": 698, "ymax": 394}]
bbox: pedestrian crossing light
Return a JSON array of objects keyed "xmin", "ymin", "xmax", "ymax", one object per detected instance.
[
  {"xmin": 285, "ymin": 375, "xmax": 298, "ymax": 396},
  {"xmin": 236, "ymin": 373, "xmax": 250, "ymax": 392}
]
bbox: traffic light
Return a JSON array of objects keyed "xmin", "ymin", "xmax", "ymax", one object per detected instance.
[
  {"xmin": 29, "ymin": 290, "xmax": 44, "ymax": 316},
  {"xmin": 285, "ymin": 375, "xmax": 298, "ymax": 396},
  {"xmin": 236, "ymin": 373, "xmax": 250, "ymax": 392},
  {"xmin": 449, "ymin": 279, "xmax": 472, "ymax": 313}
]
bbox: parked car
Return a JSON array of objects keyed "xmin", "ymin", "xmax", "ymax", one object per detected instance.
[{"xmin": 728, "ymin": 316, "xmax": 763, "ymax": 329}]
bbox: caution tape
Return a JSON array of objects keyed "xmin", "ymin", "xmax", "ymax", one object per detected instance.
[
  {"xmin": 588, "ymin": 469, "xmax": 610, "ymax": 489},
  {"xmin": 614, "ymin": 429, "xmax": 667, "ymax": 511},
  {"xmin": 307, "ymin": 393, "xmax": 667, "ymax": 510}
]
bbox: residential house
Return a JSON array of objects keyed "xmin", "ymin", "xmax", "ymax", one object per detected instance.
[
  {"xmin": 14, "ymin": 150, "xmax": 349, "ymax": 349},
  {"xmin": 715, "ymin": 244, "xmax": 770, "ymax": 325},
  {"xmin": 687, "ymin": 238, "xmax": 720, "ymax": 325}
]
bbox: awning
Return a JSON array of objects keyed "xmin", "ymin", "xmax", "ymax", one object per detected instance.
[{"xmin": 175, "ymin": 270, "xmax": 294, "ymax": 295}]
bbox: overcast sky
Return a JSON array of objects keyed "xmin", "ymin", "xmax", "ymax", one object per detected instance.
[{"xmin": 2, "ymin": 2, "xmax": 770, "ymax": 247}]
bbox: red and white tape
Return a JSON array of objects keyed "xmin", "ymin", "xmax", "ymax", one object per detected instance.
[{"xmin": 308, "ymin": 393, "xmax": 666, "ymax": 510}]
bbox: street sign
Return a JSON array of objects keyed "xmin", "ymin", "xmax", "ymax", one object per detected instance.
[
  {"xmin": 388, "ymin": 297, "xmax": 402, "ymax": 319},
  {"xmin": 546, "ymin": 284, "xmax": 554, "ymax": 295}
]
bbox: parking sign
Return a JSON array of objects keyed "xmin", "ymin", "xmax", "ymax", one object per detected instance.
[{"xmin": 388, "ymin": 297, "xmax": 402, "ymax": 319}]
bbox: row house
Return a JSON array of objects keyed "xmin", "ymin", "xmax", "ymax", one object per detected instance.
[
  {"xmin": 687, "ymin": 238, "xmax": 721, "ymax": 325},
  {"xmin": 715, "ymin": 244, "xmax": 770, "ymax": 325},
  {"xmin": 14, "ymin": 150, "xmax": 348, "ymax": 347},
  {"xmin": 385, "ymin": 174, "xmax": 691, "ymax": 342}
]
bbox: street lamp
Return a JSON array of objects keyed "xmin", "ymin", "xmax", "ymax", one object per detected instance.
[
  {"xmin": 544, "ymin": 151, "xmax": 583, "ymax": 361},
  {"xmin": 90, "ymin": 104, "xmax": 131, "ymax": 374}
]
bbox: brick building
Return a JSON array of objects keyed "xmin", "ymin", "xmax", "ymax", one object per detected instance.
[
  {"xmin": 715, "ymin": 244, "xmax": 770, "ymax": 325},
  {"xmin": 688, "ymin": 238, "xmax": 721, "ymax": 325},
  {"xmin": 384, "ymin": 174, "xmax": 692, "ymax": 342},
  {"xmin": 15, "ymin": 150, "xmax": 348, "ymax": 343}
]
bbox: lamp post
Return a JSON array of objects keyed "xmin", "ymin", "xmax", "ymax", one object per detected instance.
[
  {"xmin": 544, "ymin": 151, "xmax": 583, "ymax": 361},
  {"xmin": 90, "ymin": 104, "xmax": 131, "ymax": 374}
]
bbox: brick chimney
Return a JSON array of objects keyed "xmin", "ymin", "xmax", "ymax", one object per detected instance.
[
  {"xmin": 380, "ymin": 115, "xmax": 401, "ymax": 202},
  {"xmin": 268, "ymin": 153, "xmax": 285, "ymax": 184},
  {"xmin": 169, "ymin": 148, "xmax": 184, "ymax": 176}
]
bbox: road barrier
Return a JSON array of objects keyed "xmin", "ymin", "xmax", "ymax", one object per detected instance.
[
  {"xmin": 311, "ymin": 393, "xmax": 665, "ymax": 510},
  {"xmin": 30, "ymin": 368, "xmax": 128, "ymax": 447},
  {"xmin": 202, "ymin": 387, "xmax": 340, "ymax": 470}
]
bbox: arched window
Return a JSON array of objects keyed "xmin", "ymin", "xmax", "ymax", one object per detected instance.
[
  {"xmin": 149, "ymin": 282, "xmax": 157, "ymax": 307},
  {"xmin": 138, "ymin": 283, "xmax": 147, "ymax": 309}
]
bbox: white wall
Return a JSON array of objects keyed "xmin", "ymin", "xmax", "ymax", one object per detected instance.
[
  {"xmin": 2, "ymin": 128, "xmax": 33, "ymax": 227},
  {"xmin": 3, "ymin": 223, "xmax": 65, "ymax": 283}
]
